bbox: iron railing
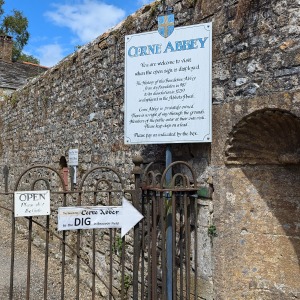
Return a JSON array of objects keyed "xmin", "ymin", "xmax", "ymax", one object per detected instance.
[{"xmin": 0, "ymin": 160, "xmax": 202, "ymax": 299}]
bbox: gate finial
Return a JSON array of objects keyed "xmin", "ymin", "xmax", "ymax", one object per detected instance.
[{"xmin": 132, "ymin": 155, "xmax": 143, "ymax": 175}]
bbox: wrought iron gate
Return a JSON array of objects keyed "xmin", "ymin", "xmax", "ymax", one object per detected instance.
[
  {"xmin": 0, "ymin": 159, "xmax": 202, "ymax": 299},
  {"xmin": 132, "ymin": 159, "xmax": 200, "ymax": 299}
]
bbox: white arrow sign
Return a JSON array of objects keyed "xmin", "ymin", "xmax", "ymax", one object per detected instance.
[{"xmin": 57, "ymin": 197, "xmax": 143, "ymax": 237}]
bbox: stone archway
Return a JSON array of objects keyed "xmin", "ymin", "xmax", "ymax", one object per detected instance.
[
  {"xmin": 225, "ymin": 108, "xmax": 300, "ymax": 165},
  {"xmin": 218, "ymin": 109, "xmax": 300, "ymax": 299}
]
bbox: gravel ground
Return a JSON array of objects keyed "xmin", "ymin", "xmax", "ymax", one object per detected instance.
[
  {"xmin": 0, "ymin": 213, "xmax": 94, "ymax": 299},
  {"xmin": 0, "ymin": 217, "xmax": 43, "ymax": 298}
]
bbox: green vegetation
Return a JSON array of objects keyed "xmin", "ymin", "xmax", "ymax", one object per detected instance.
[
  {"xmin": 74, "ymin": 45, "xmax": 82, "ymax": 51},
  {"xmin": 208, "ymin": 225, "xmax": 217, "ymax": 237},
  {"xmin": 17, "ymin": 53, "xmax": 39, "ymax": 64},
  {"xmin": 123, "ymin": 274, "xmax": 132, "ymax": 292},
  {"xmin": 112, "ymin": 235, "xmax": 123, "ymax": 254},
  {"xmin": 0, "ymin": 0, "xmax": 38, "ymax": 63},
  {"xmin": 3, "ymin": 93, "xmax": 18, "ymax": 107}
]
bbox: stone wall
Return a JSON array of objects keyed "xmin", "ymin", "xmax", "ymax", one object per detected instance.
[
  {"xmin": 212, "ymin": 92, "xmax": 300, "ymax": 299},
  {"xmin": 0, "ymin": 35, "xmax": 13, "ymax": 62},
  {"xmin": 0, "ymin": 0, "xmax": 299, "ymax": 299}
]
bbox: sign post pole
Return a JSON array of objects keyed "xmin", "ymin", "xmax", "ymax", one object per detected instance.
[{"xmin": 166, "ymin": 145, "xmax": 173, "ymax": 300}]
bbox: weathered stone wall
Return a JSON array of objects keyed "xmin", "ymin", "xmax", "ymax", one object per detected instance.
[
  {"xmin": 0, "ymin": 35, "xmax": 13, "ymax": 62},
  {"xmin": 212, "ymin": 92, "xmax": 300, "ymax": 299},
  {"xmin": 0, "ymin": 0, "xmax": 299, "ymax": 299}
]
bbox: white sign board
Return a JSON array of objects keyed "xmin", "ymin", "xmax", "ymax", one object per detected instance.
[
  {"xmin": 57, "ymin": 198, "xmax": 143, "ymax": 237},
  {"xmin": 68, "ymin": 149, "xmax": 78, "ymax": 166},
  {"xmin": 125, "ymin": 22, "xmax": 212, "ymax": 144},
  {"xmin": 14, "ymin": 190, "xmax": 50, "ymax": 217}
]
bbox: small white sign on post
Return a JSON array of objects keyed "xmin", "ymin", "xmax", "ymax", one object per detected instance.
[
  {"xmin": 68, "ymin": 149, "xmax": 78, "ymax": 166},
  {"xmin": 125, "ymin": 22, "xmax": 212, "ymax": 144},
  {"xmin": 58, "ymin": 198, "xmax": 143, "ymax": 237},
  {"xmin": 14, "ymin": 190, "xmax": 50, "ymax": 217}
]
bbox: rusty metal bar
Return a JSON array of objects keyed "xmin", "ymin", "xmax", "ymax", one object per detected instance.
[
  {"xmin": 166, "ymin": 145, "xmax": 173, "ymax": 300},
  {"xmin": 26, "ymin": 217, "xmax": 33, "ymax": 300},
  {"xmin": 76, "ymin": 190, "xmax": 82, "ymax": 300},
  {"xmin": 142, "ymin": 187, "xmax": 198, "ymax": 193},
  {"xmin": 147, "ymin": 191, "xmax": 151, "ymax": 300},
  {"xmin": 9, "ymin": 195, "xmax": 15, "ymax": 300},
  {"xmin": 0, "ymin": 190, "xmax": 124, "ymax": 196},
  {"xmin": 76, "ymin": 231, "xmax": 81, "ymax": 300},
  {"xmin": 121, "ymin": 236, "xmax": 125, "ymax": 300},
  {"xmin": 132, "ymin": 157, "xmax": 142, "ymax": 300},
  {"xmin": 179, "ymin": 194, "xmax": 184, "ymax": 300},
  {"xmin": 151, "ymin": 191, "xmax": 157, "ymax": 299},
  {"xmin": 185, "ymin": 193, "xmax": 191, "ymax": 300},
  {"xmin": 61, "ymin": 192, "xmax": 67, "ymax": 300},
  {"xmin": 44, "ymin": 215, "xmax": 50, "ymax": 299},
  {"xmin": 109, "ymin": 193, "xmax": 113, "ymax": 300},
  {"xmin": 172, "ymin": 192, "xmax": 176, "ymax": 298},
  {"xmin": 194, "ymin": 198, "xmax": 198, "ymax": 300},
  {"xmin": 161, "ymin": 192, "xmax": 167, "ymax": 300},
  {"xmin": 92, "ymin": 191, "xmax": 97, "ymax": 300}
]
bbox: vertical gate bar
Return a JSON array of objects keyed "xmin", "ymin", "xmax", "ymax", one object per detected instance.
[
  {"xmin": 76, "ymin": 234, "xmax": 81, "ymax": 299},
  {"xmin": 109, "ymin": 193, "xmax": 113, "ymax": 300},
  {"xmin": 26, "ymin": 217, "xmax": 33, "ymax": 300},
  {"xmin": 76, "ymin": 191, "xmax": 82, "ymax": 300},
  {"xmin": 172, "ymin": 193, "xmax": 176, "ymax": 298},
  {"xmin": 61, "ymin": 193, "xmax": 67, "ymax": 300},
  {"xmin": 91, "ymin": 229, "xmax": 96, "ymax": 300},
  {"xmin": 109, "ymin": 227, "xmax": 113, "ymax": 299},
  {"xmin": 160, "ymin": 192, "xmax": 167, "ymax": 300},
  {"xmin": 92, "ymin": 191, "xmax": 97, "ymax": 300},
  {"xmin": 9, "ymin": 195, "xmax": 15, "ymax": 300},
  {"xmin": 184, "ymin": 193, "xmax": 191, "ymax": 300},
  {"xmin": 121, "ymin": 236, "xmax": 126, "ymax": 300},
  {"xmin": 166, "ymin": 146, "xmax": 173, "ymax": 300},
  {"xmin": 147, "ymin": 191, "xmax": 152, "ymax": 300},
  {"xmin": 151, "ymin": 192, "xmax": 157, "ymax": 299},
  {"xmin": 61, "ymin": 231, "xmax": 66, "ymax": 300},
  {"xmin": 141, "ymin": 193, "xmax": 145, "ymax": 300},
  {"xmin": 179, "ymin": 194, "xmax": 184, "ymax": 300},
  {"xmin": 132, "ymin": 157, "xmax": 142, "ymax": 300},
  {"xmin": 194, "ymin": 198, "xmax": 198, "ymax": 300},
  {"xmin": 44, "ymin": 215, "xmax": 50, "ymax": 300}
]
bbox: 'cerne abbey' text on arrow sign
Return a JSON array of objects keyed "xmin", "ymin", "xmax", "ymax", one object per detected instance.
[{"xmin": 58, "ymin": 198, "xmax": 143, "ymax": 237}]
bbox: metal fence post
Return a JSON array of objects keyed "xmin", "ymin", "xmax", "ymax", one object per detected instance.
[
  {"xmin": 132, "ymin": 155, "xmax": 143, "ymax": 299},
  {"xmin": 166, "ymin": 146, "xmax": 173, "ymax": 300}
]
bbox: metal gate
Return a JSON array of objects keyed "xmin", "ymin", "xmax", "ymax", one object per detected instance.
[
  {"xmin": 0, "ymin": 159, "xmax": 201, "ymax": 299},
  {"xmin": 133, "ymin": 159, "xmax": 200, "ymax": 299}
]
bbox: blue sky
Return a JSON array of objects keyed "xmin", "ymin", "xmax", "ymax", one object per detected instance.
[{"xmin": 3, "ymin": 0, "xmax": 153, "ymax": 67}]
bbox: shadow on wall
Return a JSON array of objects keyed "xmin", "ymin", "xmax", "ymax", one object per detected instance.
[{"xmin": 225, "ymin": 109, "xmax": 300, "ymax": 298}]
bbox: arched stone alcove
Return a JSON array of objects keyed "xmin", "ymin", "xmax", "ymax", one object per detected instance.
[
  {"xmin": 225, "ymin": 109, "xmax": 300, "ymax": 165},
  {"xmin": 217, "ymin": 108, "xmax": 300, "ymax": 299}
]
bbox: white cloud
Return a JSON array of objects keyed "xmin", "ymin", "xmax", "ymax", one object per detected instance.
[
  {"xmin": 45, "ymin": 1, "xmax": 126, "ymax": 43},
  {"xmin": 36, "ymin": 44, "xmax": 65, "ymax": 67}
]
